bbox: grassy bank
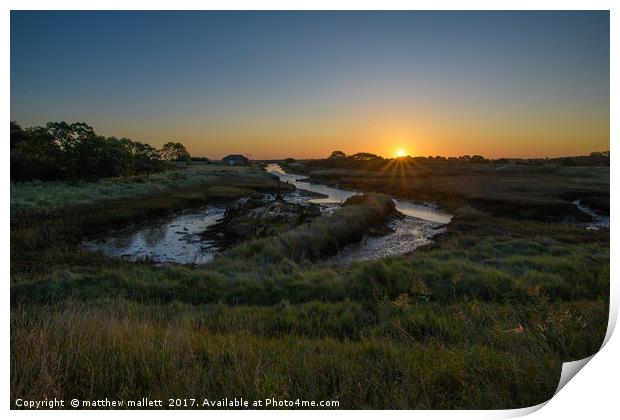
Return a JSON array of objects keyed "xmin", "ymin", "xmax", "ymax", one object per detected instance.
[
  {"xmin": 11, "ymin": 217, "xmax": 609, "ymax": 306},
  {"xmin": 11, "ymin": 163, "xmax": 275, "ymax": 217},
  {"xmin": 10, "ymin": 163, "xmax": 609, "ymax": 409},
  {"xmin": 283, "ymin": 161, "xmax": 609, "ymax": 221}
]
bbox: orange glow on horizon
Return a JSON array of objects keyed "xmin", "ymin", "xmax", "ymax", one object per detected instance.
[{"xmin": 101, "ymin": 106, "xmax": 609, "ymax": 160}]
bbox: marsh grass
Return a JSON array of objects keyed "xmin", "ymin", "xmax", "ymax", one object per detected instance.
[
  {"xmin": 10, "ymin": 163, "xmax": 610, "ymax": 409},
  {"xmin": 224, "ymin": 193, "xmax": 397, "ymax": 263},
  {"xmin": 11, "ymin": 297, "xmax": 607, "ymax": 409},
  {"xmin": 10, "ymin": 164, "xmax": 272, "ymax": 217},
  {"xmin": 294, "ymin": 162, "xmax": 609, "ymax": 220}
]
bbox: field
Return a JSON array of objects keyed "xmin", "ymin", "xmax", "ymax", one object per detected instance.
[
  {"xmin": 283, "ymin": 160, "xmax": 609, "ymax": 221},
  {"xmin": 10, "ymin": 161, "xmax": 609, "ymax": 409}
]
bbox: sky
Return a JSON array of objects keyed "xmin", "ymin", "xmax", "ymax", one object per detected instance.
[{"xmin": 11, "ymin": 11, "xmax": 609, "ymax": 159}]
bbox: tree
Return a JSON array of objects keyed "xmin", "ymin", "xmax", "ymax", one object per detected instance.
[
  {"xmin": 11, "ymin": 123, "xmax": 63, "ymax": 181},
  {"xmin": 591, "ymin": 151, "xmax": 610, "ymax": 158},
  {"xmin": 10, "ymin": 122, "xmax": 27, "ymax": 148},
  {"xmin": 351, "ymin": 152, "xmax": 380, "ymax": 161},
  {"xmin": 328, "ymin": 151, "xmax": 346, "ymax": 159},
  {"xmin": 124, "ymin": 140, "xmax": 162, "ymax": 174},
  {"xmin": 42, "ymin": 122, "xmax": 101, "ymax": 177},
  {"xmin": 46, "ymin": 121, "xmax": 96, "ymax": 152},
  {"xmin": 470, "ymin": 155, "xmax": 488, "ymax": 163},
  {"xmin": 10, "ymin": 121, "xmax": 170, "ymax": 181},
  {"xmin": 161, "ymin": 142, "xmax": 190, "ymax": 161}
]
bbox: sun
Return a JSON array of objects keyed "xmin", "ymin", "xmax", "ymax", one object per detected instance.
[{"xmin": 395, "ymin": 149, "xmax": 407, "ymax": 158}]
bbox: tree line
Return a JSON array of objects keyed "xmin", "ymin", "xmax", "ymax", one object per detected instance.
[
  {"xmin": 10, "ymin": 121, "xmax": 191, "ymax": 181},
  {"xmin": 312, "ymin": 150, "xmax": 609, "ymax": 169},
  {"xmin": 301, "ymin": 151, "xmax": 491, "ymax": 170}
]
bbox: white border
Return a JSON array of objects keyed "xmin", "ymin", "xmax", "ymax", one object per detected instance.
[{"xmin": 3, "ymin": 2, "xmax": 617, "ymax": 419}]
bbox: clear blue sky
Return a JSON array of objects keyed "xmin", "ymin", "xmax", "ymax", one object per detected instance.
[{"xmin": 11, "ymin": 11, "xmax": 609, "ymax": 158}]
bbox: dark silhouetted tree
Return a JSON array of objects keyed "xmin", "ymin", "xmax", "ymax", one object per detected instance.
[
  {"xmin": 351, "ymin": 152, "xmax": 380, "ymax": 161},
  {"xmin": 470, "ymin": 155, "xmax": 488, "ymax": 163},
  {"xmin": 11, "ymin": 121, "xmax": 168, "ymax": 181},
  {"xmin": 161, "ymin": 142, "xmax": 190, "ymax": 161},
  {"xmin": 328, "ymin": 151, "xmax": 346, "ymax": 159}
]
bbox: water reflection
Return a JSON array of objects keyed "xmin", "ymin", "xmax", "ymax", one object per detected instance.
[
  {"xmin": 573, "ymin": 200, "xmax": 610, "ymax": 230},
  {"xmin": 266, "ymin": 163, "xmax": 452, "ymax": 264},
  {"xmin": 83, "ymin": 207, "xmax": 225, "ymax": 264},
  {"xmin": 142, "ymin": 225, "xmax": 166, "ymax": 247},
  {"xmin": 327, "ymin": 218, "xmax": 446, "ymax": 265},
  {"xmin": 266, "ymin": 163, "xmax": 452, "ymax": 224},
  {"xmin": 84, "ymin": 165, "xmax": 453, "ymax": 266},
  {"xmin": 266, "ymin": 163, "xmax": 355, "ymax": 204}
]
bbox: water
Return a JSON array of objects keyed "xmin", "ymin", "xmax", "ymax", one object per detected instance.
[
  {"xmin": 84, "ymin": 165, "xmax": 453, "ymax": 265},
  {"xmin": 83, "ymin": 207, "xmax": 225, "ymax": 264},
  {"xmin": 266, "ymin": 163, "xmax": 452, "ymax": 264},
  {"xmin": 265, "ymin": 164, "xmax": 356, "ymax": 205},
  {"xmin": 266, "ymin": 164, "xmax": 452, "ymax": 224},
  {"xmin": 326, "ymin": 218, "xmax": 446, "ymax": 265},
  {"xmin": 573, "ymin": 200, "xmax": 609, "ymax": 230}
]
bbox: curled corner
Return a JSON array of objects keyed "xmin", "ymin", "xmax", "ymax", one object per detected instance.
[
  {"xmin": 602, "ymin": 292, "xmax": 618, "ymax": 348},
  {"xmin": 497, "ymin": 356, "xmax": 597, "ymax": 418},
  {"xmin": 549, "ymin": 292, "xmax": 618, "ymax": 399},
  {"xmin": 498, "ymin": 400, "xmax": 548, "ymax": 418},
  {"xmin": 551, "ymin": 295, "xmax": 616, "ymax": 398},
  {"xmin": 554, "ymin": 355, "xmax": 595, "ymax": 396},
  {"xmin": 500, "ymin": 297, "xmax": 617, "ymax": 418}
]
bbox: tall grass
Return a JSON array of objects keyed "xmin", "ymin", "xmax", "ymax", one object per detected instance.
[
  {"xmin": 224, "ymin": 193, "xmax": 396, "ymax": 263},
  {"xmin": 11, "ymin": 235, "xmax": 608, "ymax": 307},
  {"xmin": 11, "ymin": 164, "xmax": 271, "ymax": 217},
  {"xmin": 12, "ymin": 297, "xmax": 606, "ymax": 409}
]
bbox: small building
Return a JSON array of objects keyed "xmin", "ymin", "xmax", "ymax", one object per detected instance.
[{"xmin": 222, "ymin": 154, "xmax": 249, "ymax": 166}]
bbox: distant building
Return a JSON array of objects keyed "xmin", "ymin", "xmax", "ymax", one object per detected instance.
[{"xmin": 222, "ymin": 154, "xmax": 249, "ymax": 166}]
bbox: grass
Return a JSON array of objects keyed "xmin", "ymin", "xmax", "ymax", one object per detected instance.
[
  {"xmin": 11, "ymin": 213, "xmax": 609, "ymax": 306},
  {"xmin": 223, "ymin": 193, "xmax": 397, "ymax": 263},
  {"xmin": 286, "ymin": 161, "xmax": 609, "ymax": 221},
  {"xmin": 10, "ymin": 162, "xmax": 610, "ymax": 409},
  {"xmin": 12, "ymin": 297, "xmax": 606, "ymax": 409},
  {"xmin": 10, "ymin": 163, "xmax": 273, "ymax": 217}
]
